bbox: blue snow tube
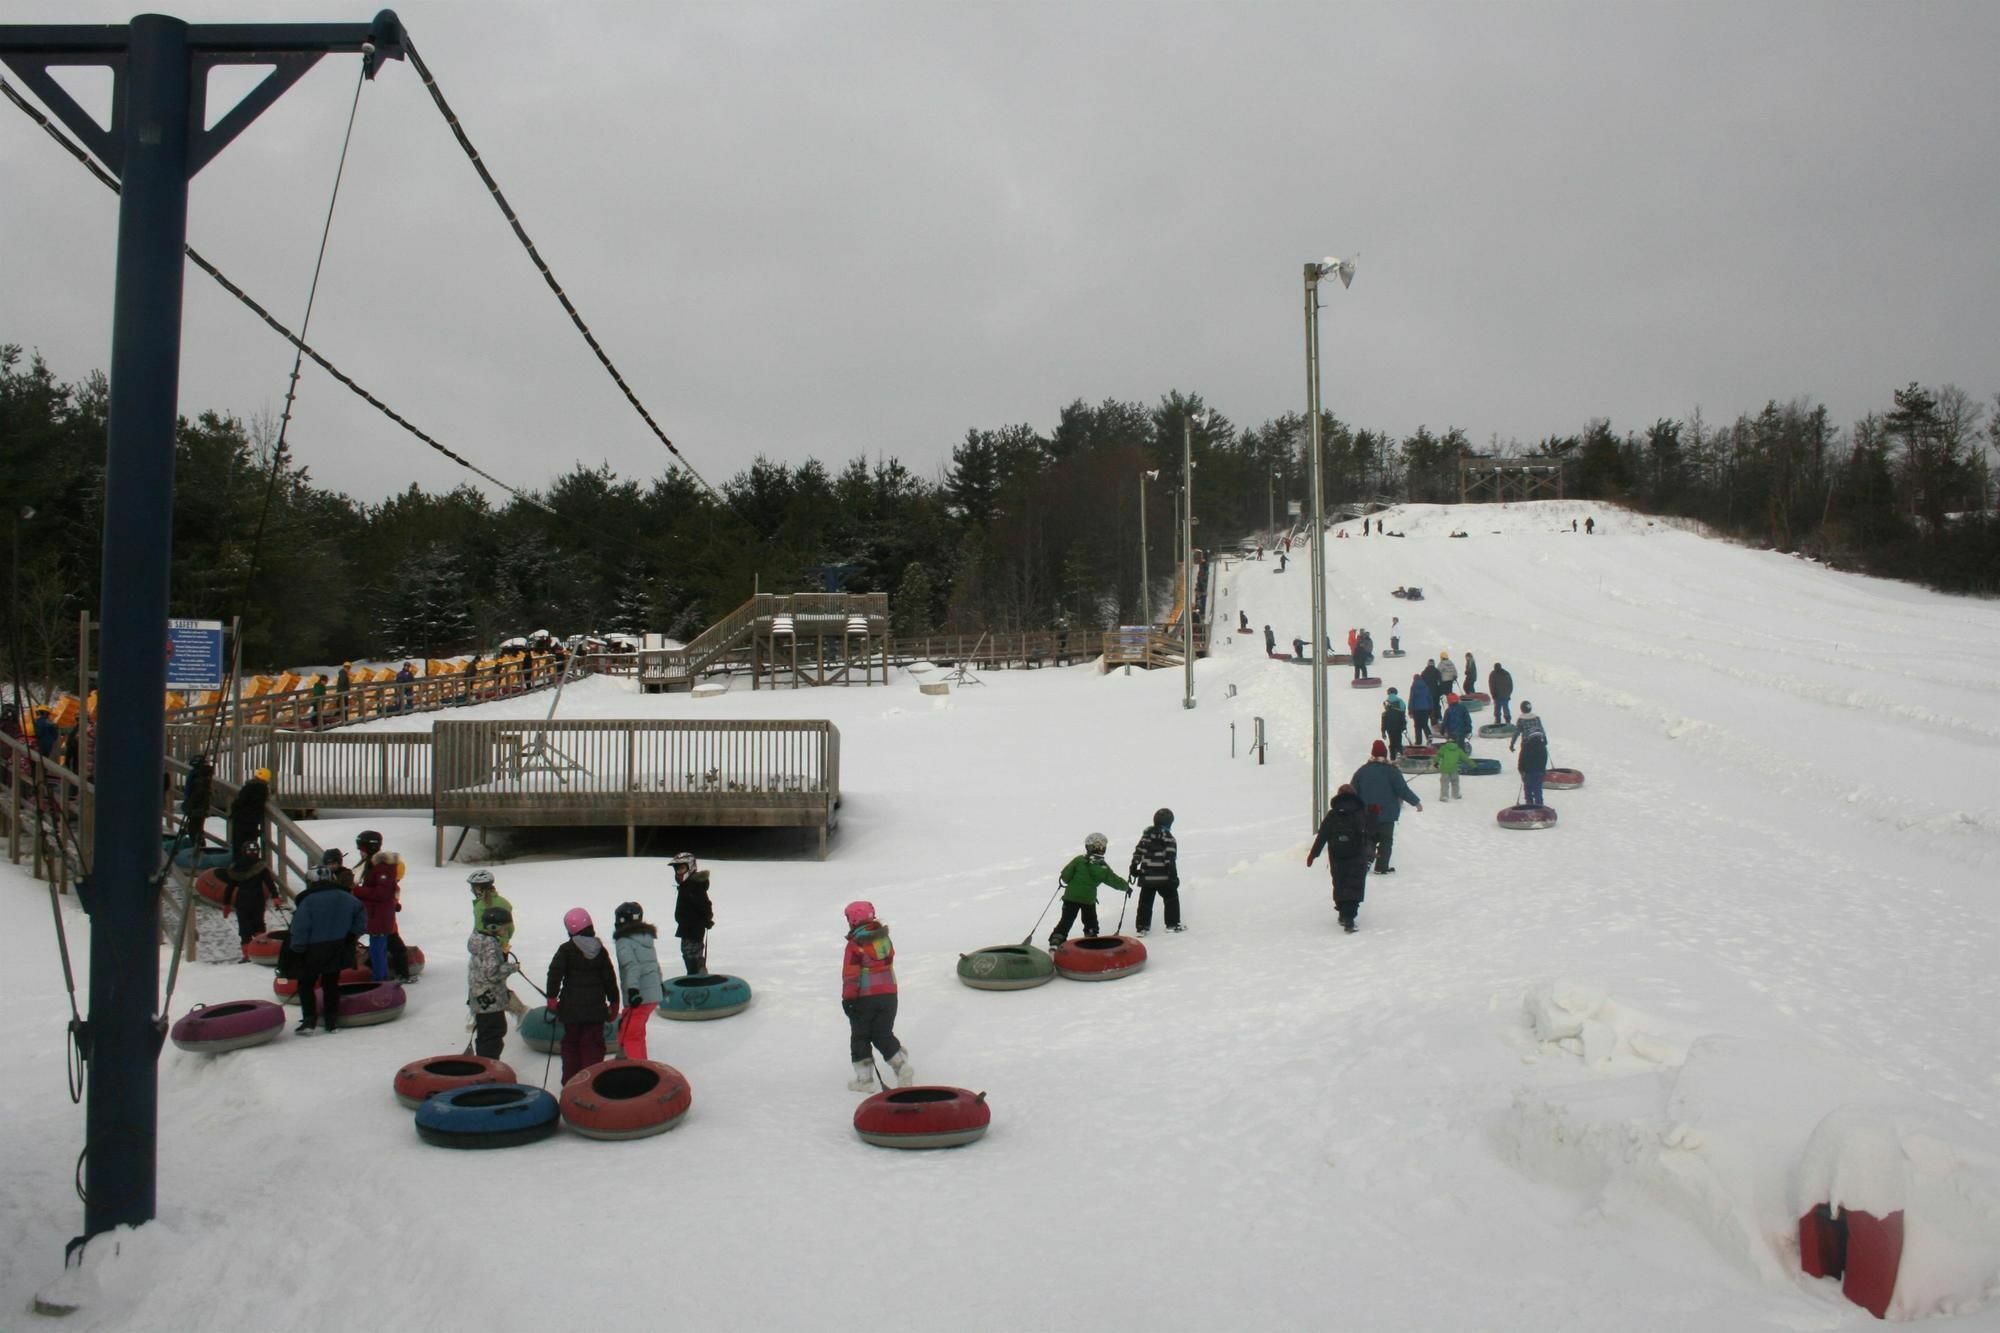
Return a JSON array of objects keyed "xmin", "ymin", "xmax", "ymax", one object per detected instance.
[
  {"xmin": 414, "ymin": 1083, "xmax": 560, "ymax": 1149},
  {"xmin": 518, "ymin": 1006, "xmax": 616, "ymax": 1055},
  {"xmin": 660, "ymin": 974, "xmax": 753, "ymax": 1021},
  {"xmin": 170, "ymin": 843, "xmax": 233, "ymax": 872},
  {"xmin": 1464, "ymin": 758, "xmax": 1503, "ymax": 776}
]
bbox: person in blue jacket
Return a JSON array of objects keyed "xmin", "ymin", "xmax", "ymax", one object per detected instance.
[
  {"xmin": 1407, "ymin": 675, "xmax": 1434, "ymax": 744},
  {"xmin": 283, "ymin": 857, "xmax": 365, "ymax": 1034},
  {"xmin": 1350, "ymin": 741, "xmax": 1423, "ymax": 873},
  {"xmin": 1442, "ymin": 693, "xmax": 1473, "ymax": 750}
]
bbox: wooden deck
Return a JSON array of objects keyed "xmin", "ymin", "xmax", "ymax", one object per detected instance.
[{"xmin": 431, "ymin": 717, "xmax": 841, "ymax": 859}]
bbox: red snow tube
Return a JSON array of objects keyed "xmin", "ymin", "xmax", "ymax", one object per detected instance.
[
  {"xmin": 1350, "ymin": 677, "xmax": 1382, "ymax": 689},
  {"xmin": 193, "ymin": 869, "xmax": 229, "ymax": 908},
  {"xmin": 1053, "ymin": 935, "xmax": 1147, "ymax": 981},
  {"xmin": 1459, "ymin": 691, "xmax": 1490, "ymax": 709},
  {"xmin": 244, "ymin": 930, "xmax": 288, "ymax": 965},
  {"xmin": 1543, "ymin": 768, "xmax": 1585, "ymax": 789},
  {"xmin": 395, "ymin": 1055, "xmax": 518, "ymax": 1110},
  {"xmin": 853, "ymin": 1087, "xmax": 991, "ymax": 1149},
  {"xmin": 169, "ymin": 999, "xmax": 286, "ymax": 1054},
  {"xmin": 558, "ymin": 1059, "xmax": 692, "ymax": 1140},
  {"xmin": 1496, "ymin": 804, "xmax": 1558, "ymax": 830},
  {"xmin": 274, "ymin": 966, "xmax": 374, "ymax": 1003},
  {"xmin": 1403, "ymin": 743, "xmax": 1438, "ymax": 759}
]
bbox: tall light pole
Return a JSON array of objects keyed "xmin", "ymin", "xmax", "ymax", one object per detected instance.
[
  {"xmin": 1183, "ymin": 410, "xmax": 1205, "ymax": 710},
  {"xmin": 1303, "ymin": 256, "xmax": 1355, "ymax": 825},
  {"xmin": 1139, "ymin": 469, "xmax": 1159, "ymax": 628}
]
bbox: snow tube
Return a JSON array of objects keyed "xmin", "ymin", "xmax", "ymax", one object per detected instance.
[
  {"xmin": 394, "ymin": 1055, "xmax": 518, "ymax": 1110},
  {"xmin": 957, "ymin": 944, "xmax": 1056, "ymax": 990},
  {"xmin": 244, "ymin": 929, "xmax": 287, "ymax": 965},
  {"xmin": 1496, "ymin": 805, "xmax": 1558, "ymax": 831},
  {"xmin": 331, "ymin": 981, "xmax": 406, "ymax": 1027},
  {"xmin": 1327, "ymin": 653, "xmax": 1353, "ymax": 665},
  {"xmin": 1478, "ymin": 722, "xmax": 1518, "ymax": 739},
  {"xmin": 168, "ymin": 999, "xmax": 285, "ymax": 1054},
  {"xmin": 176, "ymin": 846, "xmax": 233, "ymax": 874},
  {"xmin": 559, "ymin": 1059, "xmax": 692, "ymax": 1140},
  {"xmin": 1052, "ymin": 935, "xmax": 1147, "ymax": 982},
  {"xmin": 414, "ymin": 1084, "xmax": 560, "ymax": 1150},
  {"xmin": 1382, "ymin": 649, "xmax": 1407, "ymax": 658},
  {"xmin": 274, "ymin": 966, "xmax": 373, "ymax": 1003},
  {"xmin": 1544, "ymin": 768, "xmax": 1585, "ymax": 790},
  {"xmin": 1460, "ymin": 692, "xmax": 1490, "ymax": 712},
  {"xmin": 1396, "ymin": 756, "xmax": 1437, "ymax": 774},
  {"xmin": 659, "ymin": 973, "xmax": 753, "ymax": 1021},
  {"xmin": 518, "ymin": 1006, "xmax": 617, "ymax": 1054},
  {"xmin": 1350, "ymin": 677, "xmax": 1382, "ymax": 689},
  {"xmin": 1403, "ymin": 743, "xmax": 1438, "ymax": 758},
  {"xmin": 192, "ymin": 869, "xmax": 230, "ymax": 907},
  {"xmin": 1464, "ymin": 758, "xmax": 1502, "ymax": 776},
  {"xmin": 854, "ymin": 1087, "xmax": 991, "ymax": 1150}
]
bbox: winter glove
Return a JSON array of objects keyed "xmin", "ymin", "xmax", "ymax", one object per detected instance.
[{"xmin": 626, "ymin": 989, "xmax": 642, "ymax": 1008}]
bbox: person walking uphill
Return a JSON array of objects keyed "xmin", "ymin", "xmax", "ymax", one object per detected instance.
[
  {"xmin": 842, "ymin": 900, "xmax": 913, "ymax": 1091},
  {"xmin": 466, "ymin": 907, "xmax": 518, "ymax": 1060},
  {"xmin": 1462, "ymin": 651, "xmax": 1479, "ymax": 695},
  {"xmin": 613, "ymin": 901, "xmax": 666, "ymax": 1061},
  {"xmin": 1306, "ymin": 784, "xmax": 1375, "ymax": 932},
  {"xmin": 1353, "ymin": 628, "xmax": 1374, "ymax": 681},
  {"xmin": 1436, "ymin": 736, "xmax": 1469, "ymax": 802},
  {"xmin": 546, "ymin": 908, "xmax": 619, "ymax": 1084},
  {"xmin": 228, "ymin": 767, "xmax": 270, "ymax": 857},
  {"xmin": 1435, "ymin": 650, "xmax": 1459, "ymax": 699},
  {"xmin": 283, "ymin": 861, "xmax": 364, "ymax": 1035},
  {"xmin": 670, "ymin": 852, "xmax": 713, "ymax": 977},
  {"xmin": 1443, "ymin": 693, "xmax": 1474, "ymax": 750},
  {"xmin": 1487, "ymin": 663, "xmax": 1514, "ymax": 725},
  {"xmin": 1407, "ymin": 674, "xmax": 1434, "ymax": 744},
  {"xmin": 1128, "ymin": 808, "xmax": 1182, "ymax": 936},
  {"xmin": 1380, "ymin": 688, "xmax": 1408, "ymax": 760},
  {"xmin": 1511, "ymin": 703, "xmax": 1550, "ymax": 807},
  {"xmin": 1048, "ymin": 832, "xmax": 1132, "ymax": 950},
  {"xmin": 1351, "ymin": 741, "xmax": 1423, "ymax": 873},
  {"xmin": 217, "ymin": 839, "xmax": 277, "ymax": 962}
]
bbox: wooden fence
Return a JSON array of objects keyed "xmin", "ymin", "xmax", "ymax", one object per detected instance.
[
  {"xmin": 269, "ymin": 731, "xmax": 436, "ymax": 810},
  {"xmin": 431, "ymin": 718, "xmax": 841, "ymax": 859}
]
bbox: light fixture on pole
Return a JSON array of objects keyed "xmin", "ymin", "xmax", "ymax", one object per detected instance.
[
  {"xmin": 1183, "ymin": 409, "xmax": 1206, "ymax": 711},
  {"xmin": 1139, "ymin": 469, "xmax": 1159, "ymax": 630},
  {"xmin": 1302, "ymin": 255, "xmax": 1355, "ymax": 826}
]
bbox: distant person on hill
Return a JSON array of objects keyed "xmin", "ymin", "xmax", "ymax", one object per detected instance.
[
  {"xmin": 1435, "ymin": 736, "xmax": 1468, "ymax": 802},
  {"xmin": 1463, "ymin": 651, "xmax": 1479, "ymax": 695},
  {"xmin": 1585, "ymin": 517, "xmax": 1595, "ymax": 534},
  {"xmin": 1487, "ymin": 663, "xmax": 1515, "ymax": 725},
  {"xmin": 1307, "ymin": 784, "xmax": 1375, "ymax": 933},
  {"xmin": 842, "ymin": 900, "xmax": 912, "ymax": 1090},
  {"xmin": 671, "ymin": 852, "xmax": 713, "ymax": 977},
  {"xmin": 547, "ymin": 907, "xmax": 619, "ymax": 1084},
  {"xmin": 180, "ymin": 752, "xmax": 214, "ymax": 854},
  {"xmin": 1511, "ymin": 703, "xmax": 1550, "ymax": 807},
  {"xmin": 1276, "ymin": 552, "xmax": 1288, "ymax": 573},
  {"xmin": 466, "ymin": 906, "xmax": 518, "ymax": 1059},
  {"xmin": 1353, "ymin": 629, "xmax": 1374, "ymax": 681},
  {"xmin": 1571, "ymin": 518, "xmax": 1578, "ymax": 533},
  {"xmin": 1264, "ymin": 625, "xmax": 1277, "ymax": 656},
  {"xmin": 1379, "ymin": 689, "xmax": 1408, "ymax": 760},
  {"xmin": 1238, "ymin": 610, "xmax": 1251, "ymax": 633},
  {"xmin": 1436, "ymin": 650, "xmax": 1459, "ymax": 697},
  {"xmin": 1127, "ymin": 808, "xmax": 1182, "ymax": 936},
  {"xmin": 1389, "ymin": 615, "xmax": 1401, "ymax": 654},
  {"xmin": 612, "ymin": 901, "xmax": 666, "ymax": 1061},
  {"xmin": 1443, "ymin": 693, "xmax": 1473, "ymax": 750},
  {"xmin": 1346, "ymin": 627, "xmax": 1358, "ymax": 656},
  {"xmin": 1293, "ymin": 636, "xmax": 1307, "ymax": 661},
  {"xmin": 309, "ymin": 673, "xmax": 326, "ymax": 730},
  {"xmin": 1351, "ymin": 742, "xmax": 1422, "ymax": 874},
  {"xmin": 1048, "ymin": 832, "xmax": 1131, "ymax": 950},
  {"xmin": 336, "ymin": 661, "xmax": 352, "ymax": 720},
  {"xmin": 1408, "ymin": 675, "xmax": 1434, "ymax": 744}
]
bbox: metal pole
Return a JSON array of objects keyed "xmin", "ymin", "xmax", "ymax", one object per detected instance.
[
  {"xmin": 1267, "ymin": 470, "xmax": 1275, "ymax": 536},
  {"xmin": 1144, "ymin": 470, "xmax": 1160, "ymax": 632},
  {"xmin": 83, "ymin": 12, "xmax": 192, "ymax": 1240},
  {"xmin": 1183, "ymin": 416, "xmax": 1195, "ymax": 710},
  {"xmin": 1304, "ymin": 265, "xmax": 1327, "ymax": 825}
]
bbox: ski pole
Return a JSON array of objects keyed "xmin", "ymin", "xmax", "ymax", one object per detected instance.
[
  {"xmin": 1114, "ymin": 886, "xmax": 1130, "ymax": 936},
  {"xmin": 1022, "ymin": 881, "xmax": 1063, "ymax": 946}
]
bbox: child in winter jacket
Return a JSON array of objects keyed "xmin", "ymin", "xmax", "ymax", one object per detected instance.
[
  {"xmin": 1380, "ymin": 690, "xmax": 1408, "ymax": 760},
  {"xmin": 1306, "ymin": 785, "xmax": 1375, "ymax": 932},
  {"xmin": 466, "ymin": 907, "xmax": 519, "ymax": 1059},
  {"xmin": 1048, "ymin": 832, "xmax": 1132, "ymax": 949},
  {"xmin": 218, "ymin": 840, "xmax": 276, "ymax": 962},
  {"xmin": 670, "ymin": 853, "xmax": 713, "ymax": 977},
  {"xmin": 1127, "ymin": 808, "xmax": 1181, "ymax": 936},
  {"xmin": 612, "ymin": 901, "xmax": 666, "ymax": 1060},
  {"xmin": 1435, "ymin": 738, "xmax": 1468, "ymax": 802},
  {"xmin": 1511, "ymin": 703, "xmax": 1550, "ymax": 807},
  {"xmin": 354, "ymin": 830, "xmax": 411, "ymax": 982},
  {"xmin": 467, "ymin": 871, "xmax": 514, "ymax": 950},
  {"xmin": 841, "ymin": 900, "xmax": 912, "ymax": 1091},
  {"xmin": 546, "ymin": 908, "xmax": 619, "ymax": 1084}
]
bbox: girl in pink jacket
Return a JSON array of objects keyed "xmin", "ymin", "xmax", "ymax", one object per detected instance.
[{"xmin": 842, "ymin": 900, "xmax": 913, "ymax": 1091}]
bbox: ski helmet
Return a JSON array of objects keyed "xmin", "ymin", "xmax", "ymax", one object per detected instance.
[
  {"xmin": 355, "ymin": 829, "xmax": 383, "ymax": 854},
  {"xmin": 1153, "ymin": 808, "xmax": 1174, "ymax": 829},
  {"xmin": 563, "ymin": 907, "xmax": 592, "ymax": 935},
  {"xmin": 1084, "ymin": 832, "xmax": 1108, "ymax": 855},
  {"xmin": 670, "ymin": 851, "xmax": 698, "ymax": 878},
  {"xmin": 319, "ymin": 847, "xmax": 344, "ymax": 865},
  {"xmin": 844, "ymin": 900, "xmax": 876, "ymax": 927},
  {"xmin": 255, "ymin": 767, "xmax": 272, "ymax": 783},
  {"xmin": 467, "ymin": 869, "xmax": 495, "ymax": 888},
  {"xmin": 480, "ymin": 906, "xmax": 513, "ymax": 930},
  {"xmin": 614, "ymin": 901, "xmax": 644, "ymax": 927}
]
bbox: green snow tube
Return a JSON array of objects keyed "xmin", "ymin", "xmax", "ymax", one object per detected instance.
[
  {"xmin": 518, "ymin": 1005, "xmax": 616, "ymax": 1054},
  {"xmin": 956, "ymin": 944, "xmax": 1057, "ymax": 991}
]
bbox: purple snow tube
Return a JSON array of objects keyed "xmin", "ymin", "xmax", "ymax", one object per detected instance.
[
  {"xmin": 1496, "ymin": 805, "xmax": 1558, "ymax": 831},
  {"xmin": 333, "ymin": 981, "xmax": 408, "ymax": 1027},
  {"xmin": 169, "ymin": 999, "xmax": 287, "ymax": 1054}
]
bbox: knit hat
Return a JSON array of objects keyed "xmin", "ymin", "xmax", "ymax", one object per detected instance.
[
  {"xmin": 844, "ymin": 900, "xmax": 876, "ymax": 927},
  {"xmin": 563, "ymin": 907, "xmax": 592, "ymax": 935},
  {"xmin": 1370, "ymin": 740, "xmax": 1387, "ymax": 758}
]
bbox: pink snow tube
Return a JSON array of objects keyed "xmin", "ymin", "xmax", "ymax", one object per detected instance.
[
  {"xmin": 1496, "ymin": 805, "xmax": 1558, "ymax": 831},
  {"xmin": 244, "ymin": 930, "xmax": 287, "ymax": 965},
  {"xmin": 274, "ymin": 966, "xmax": 373, "ymax": 1003},
  {"xmin": 1350, "ymin": 677, "xmax": 1383, "ymax": 689},
  {"xmin": 1543, "ymin": 768, "xmax": 1585, "ymax": 790},
  {"xmin": 169, "ymin": 999, "xmax": 286, "ymax": 1054},
  {"xmin": 332, "ymin": 981, "xmax": 407, "ymax": 1027}
]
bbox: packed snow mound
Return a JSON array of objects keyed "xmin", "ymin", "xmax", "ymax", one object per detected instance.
[{"xmin": 1521, "ymin": 979, "xmax": 1690, "ymax": 1069}]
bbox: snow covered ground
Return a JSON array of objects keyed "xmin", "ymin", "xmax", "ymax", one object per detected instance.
[{"xmin": 5, "ymin": 500, "xmax": 1998, "ymax": 1329}]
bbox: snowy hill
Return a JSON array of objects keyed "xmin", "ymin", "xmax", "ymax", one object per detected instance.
[{"xmin": 5, "ymin": 500, "xmax": 1998, "ymax": 1329}]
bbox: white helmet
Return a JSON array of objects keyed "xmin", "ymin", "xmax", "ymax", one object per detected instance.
[
  {"xmin": 467, "ymin": 869, "xmax": 495, "ymax": 888},
  {"xmin": 1084, "ymin": 832, "xmax": 1108, "ymax": 855}
]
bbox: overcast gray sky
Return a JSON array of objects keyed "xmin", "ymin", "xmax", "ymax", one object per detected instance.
[{"xmin": 4, "ymin": 1, "xmax": 1996, "ymax": 504}]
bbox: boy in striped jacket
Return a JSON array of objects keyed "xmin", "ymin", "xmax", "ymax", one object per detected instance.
[{"xmin": 1128, "ymin": 808, "xmax": 1183, "ymax": 936}]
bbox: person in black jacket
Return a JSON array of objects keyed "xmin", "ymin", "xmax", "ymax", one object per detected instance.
[
  {"xmin": 547, "ymin": 907, "xmax": 619, "ymax": 1083},
  {"xmin": 181, "ymin": 753, "xmax": 215, "ymax": 855},
  {"xmin": 283, "ymin": 858, "xmax": 364, "ymax": 1034},
  {"xmin": 1307, "ymin": 785, "xmax": 1376, "ymax": 932},
  {"xmin": 218, "ymin": 839, "xmax": 277, "ymax": 962},
  {"xmin": 1127, "ymin": 808, "xmax": 1182, "ymax": 936},
  {"xmin": 228, "ymin": 768, "xmax": 270, "ymax": 855},
  {"xmin": 670, "ymin": 852, "xmax": 713, "ymax": 977}
]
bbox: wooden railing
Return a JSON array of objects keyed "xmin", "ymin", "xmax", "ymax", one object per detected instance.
[
  {"xmin": 160, "ymin": 657, "xmax": 572, "ymax": 737},
  {"xmin": 640, "ymin": 592, "xmax": 893, "ymax": 686},
  {"xmin": 268, "ymin": 730, "xmax": 435, "ymax": 810},
  {"xmin": 431, "ymin": 717, "xmax": 841, "ymax": 858}
]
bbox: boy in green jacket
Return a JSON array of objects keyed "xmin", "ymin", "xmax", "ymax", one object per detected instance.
[
  {"xmin": 1049, "ymin": 832, "xmax": 1132, "ymax": 949},
  {"xmin": 1436, "ymin": 737, "xmax": 1468, "ymax": 802}
]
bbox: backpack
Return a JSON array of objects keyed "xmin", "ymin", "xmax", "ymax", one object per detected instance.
[
  {"xmin": 1380, "ymin": 704, "xmax": 1404, "ymax": 732},
  {"xmin": 1327, "ymin": 806, "xmax": 1369, "ymax": 862}
]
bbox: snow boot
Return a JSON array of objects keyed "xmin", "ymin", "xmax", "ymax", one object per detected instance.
[
  {"xmin": 1136, "ymin": 928, "xmax": 1150, "ymax": 937},
  {"xmin": 1169, "ymin": 923, "xmax": 1187, "ymax": 933},
  {"xmin": 889, "ymin": 1048, "xmax": 915, "ymax": 1088},
  {"xmin": 847, "ymin": 1061, "xmax": 875, "ymax": 1092},
  {"xmin": 293, "ymin": 1021, "xmax": 315, "ymax": 1036},
  {"xmin": 1342, "ymin": 920, "xmax": 1357, "ymax": 934}
]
